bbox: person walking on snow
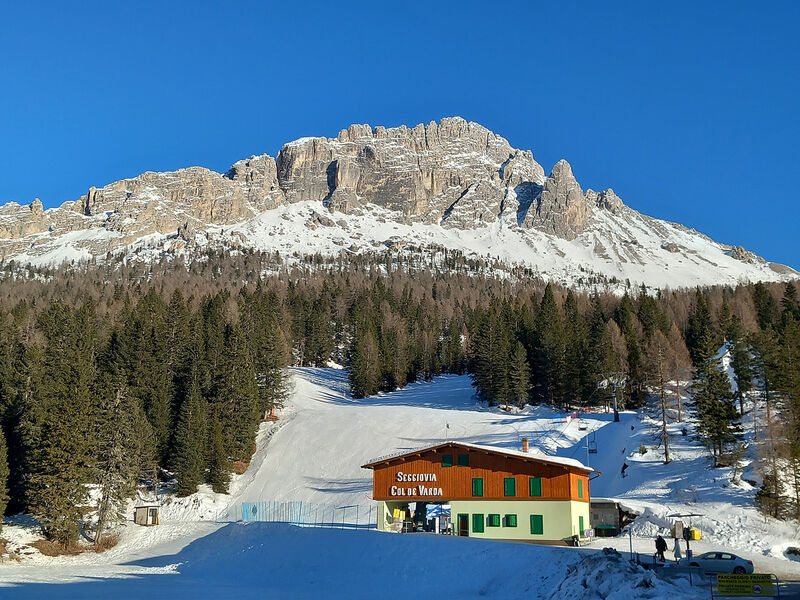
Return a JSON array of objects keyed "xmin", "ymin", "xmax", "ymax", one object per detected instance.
[
  {"xmin": 673, "ymin": 537, "xmax": 682, "ymax": 563},
  {"xmin": 655, "ymin": 535, "xmax": 667, "ymax": 562}
]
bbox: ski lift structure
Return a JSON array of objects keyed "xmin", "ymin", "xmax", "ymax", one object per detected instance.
[{"xmin": 587, "ymin": 431, "xmax": 598, "ymax": 454}]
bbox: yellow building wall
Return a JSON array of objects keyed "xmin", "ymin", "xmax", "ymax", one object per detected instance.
[
  {"xmin": 375, "ymin": 499, "xmax": 590, "ymax": 542},
  {"xmin": 450, "ymin": 499, "xmax": 590, "ymax": 542}
]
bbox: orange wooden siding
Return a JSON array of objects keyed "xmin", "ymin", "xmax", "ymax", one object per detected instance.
[{"xmin": 370, "ymin": 447, "xmax": 590, "ymax": 502}]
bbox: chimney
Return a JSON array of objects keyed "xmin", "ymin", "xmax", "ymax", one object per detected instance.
[{"xmin": 521, "ymin": 437, "xmax": 529, "ymax": 453}]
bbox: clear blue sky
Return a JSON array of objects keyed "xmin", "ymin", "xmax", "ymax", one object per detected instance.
[{"xmin": 2, "ymin": 1, "xmax": 798, "ymax": 267}]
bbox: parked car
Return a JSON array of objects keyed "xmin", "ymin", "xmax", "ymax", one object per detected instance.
[{"xmin": 688, "ymin": 552, "xmax": 754, "ymax": 574}]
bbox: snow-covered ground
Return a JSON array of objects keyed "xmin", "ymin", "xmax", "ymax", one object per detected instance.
[{"xmin": 1, "ymin": 368, "xmax": 798, "ymax": 597}]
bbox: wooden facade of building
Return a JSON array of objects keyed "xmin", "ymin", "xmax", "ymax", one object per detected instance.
[{"xmin": 362, "ymin": 441, "xmax": 595, "ymax": 544}]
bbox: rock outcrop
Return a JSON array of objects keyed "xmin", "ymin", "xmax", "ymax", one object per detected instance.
[
  {"xmin": 276, "ymin": 117, "xmax": 548, "ymax": 227},
  {"xmin": 522, "ymin": 159, "xmax": 592, "ymax": 240},
  {"xmin": 0, "ymin": 199, "xmax": 51, "ymax": 239}
]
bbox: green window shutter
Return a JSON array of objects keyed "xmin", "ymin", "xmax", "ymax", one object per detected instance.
[
  {"xmin": 578, "ymin": 478, "xmax": 583, "ymax": 498},
  {"xmin": 472, "ymin": 514, "xmax": 484, "ymax": 533},
  {"xmin": 529, "ymin": 476, "xmax": 542, "ymax": 497},
  {"xmin": 530, "ymin": 514, "xmax": 543, "ymax": 535},
  {"xmin": 579, "ymin": 515, "xmax": 585, "ymax": 535},
  {"xmin": 504, "ymin": 477, "xmax": 516, "ymax": 497},
  {"xmin": 457, "ymin": 453, "xmax": 469, "ymax": 467},
  {"xmin": 472, "ymin": 477, "xmax": 484, "ymax": 497},
  {"xmin": 442, "ymin": 454, "xmax": 453, "ymax": 467},
  {"xmin": 503, "ymin": 514, "xmax": 517, "ymax": 527},
  {"xmin": 487, "ymin": 514, "xmax": 500, "ymax": 527}
]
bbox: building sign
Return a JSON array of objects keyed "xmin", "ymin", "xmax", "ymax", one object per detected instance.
[
  {"xmin": 390, "ymin": 472, "xmax": 444, "ymax": 497},
  {"xmin": 716, "ymin": 574, "xmax": 775, "ymax": 596}
]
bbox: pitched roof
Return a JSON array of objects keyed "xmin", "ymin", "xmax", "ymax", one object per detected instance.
[{"xmin": 361, "ymin": 441, "xmax": 595, "ymax": 473}]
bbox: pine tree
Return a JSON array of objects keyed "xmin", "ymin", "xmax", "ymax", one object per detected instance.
[
  {"xmin": 508, "ymin": 341, "xmax": 532, "ymax": 408},
  {"xmin": 718, "ymin": 299, "xmax": 733, "ymax": 341},
  {"xmin": 469, "ymin": 307, "xmax": 511, "ymax": 406},
  {"xmin": 778, "ymin": 314, "xmax": 800, "ymax": 518},
  {"xmin": 172, "ymin": 373, "xmax": 207, "ymax": 497},
  {"xmin": 120, "ymin": 292, "xmax": 173, "ymax": 464},
  {"xmin": 207, "ymin": 417, "xmax": 230, "ymax": 494},
  {"xmin": 613, "ymin": 294, "xmax": 646, "ymax": 407},
  {"xmin": 730, "ymin": 331, "xmax": 753, "ymax": 415},
  {"xmin": 781, "ymin": 282, "xmax": 800, "ymax": 324},
  {"xmin": 755, "ymin": 470, "xmax": 786, "ymax": 519},
  {"xmin": 216, "ymin": 324, "xmax": 260, "ymax": 460},
  {"xmin": 563, "ymin": 290, "xmax": 586, "ymax": 407},
  {"xmin": 93, "ymin": 373, "xmax": 145, "ymax": 545},
  {"xmin": 687, "ymin": 290, "xmax": 714, "ymax": 367},
  {"xmin": 349, "ymin": 327, "xmax": 381, "ymax": 398},
  {"xmin": 3, "ymin": 337, "xmax": 45, "ymax": 513},
  {"xmin": 532, "ymin": 285, "xmax": 565, "ymax": 406},
  {"xmin": 583, "ymin": 295, "xmax": 613, "ymax": 406},
  {"xmin": 0, "ymin": 426, "xmax": 9, "ymax": 533},
  {"xmin": 645, "ymin": 330, "xmax": 672, "ymax": 463},
  {"xmin": 27, "ymin": 302, "xmax": 97, "ymax": 544},
  {"xmin": 752, "ymin": 282, "xmax": 780, "ymax": 332},
  {"xmin": 692, "ymin": 349, "xmax": 739, "ymax": 465}
]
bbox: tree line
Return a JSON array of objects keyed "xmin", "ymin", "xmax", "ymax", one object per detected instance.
[
  {"xmin": 0, "ymin": 286, "xmax": 289, "ymax": 544},
  {"xmin": 0, "ymin": 253, "xmax": 798, "ymax": 544}
]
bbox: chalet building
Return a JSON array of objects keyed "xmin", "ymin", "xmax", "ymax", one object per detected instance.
[{"xmin": 362, "ymin": 440, "xmax": 596, "ymax": 544}]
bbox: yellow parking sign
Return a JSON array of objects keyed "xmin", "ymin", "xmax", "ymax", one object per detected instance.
[{"xmin": 716, "ymin": 574, "xmax": 775, "ymax": 596}]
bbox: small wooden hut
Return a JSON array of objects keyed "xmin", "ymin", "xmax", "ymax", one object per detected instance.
[{"xmin": 134, "ymin": 502, "xmax": 161, "ymax": 526}]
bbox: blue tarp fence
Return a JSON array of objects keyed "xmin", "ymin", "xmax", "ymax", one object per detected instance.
[{"xmin": 217, "ymin": 501, "xmax": 376, "ymax": 530}]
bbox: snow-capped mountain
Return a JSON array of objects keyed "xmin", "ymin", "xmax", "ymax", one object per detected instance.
[{"xmin": 0, "ymin": 117, "xmax": 796, "ymax": 289}]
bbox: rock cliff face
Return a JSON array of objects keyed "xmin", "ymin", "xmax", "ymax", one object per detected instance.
[
  {"xmin": 276, "ymin": 118, "xmax": 546, "ymax": 226},
  {"xmin": 0, "ymin": 116, "xmax": 618, "ymax": 246},
  {"xmin": 0, "ymin": 117, "xmax": 794, "ymax": 288}
]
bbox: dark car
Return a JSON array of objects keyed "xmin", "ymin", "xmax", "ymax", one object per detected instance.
[{"xmin": 688, "ymin": 551, "xmax": 754, "ymax": 574}]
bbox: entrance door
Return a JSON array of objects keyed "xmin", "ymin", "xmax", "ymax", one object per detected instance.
[{"xmin": 457, "ymin": 514, "xmax": 469, "ymax": 537}]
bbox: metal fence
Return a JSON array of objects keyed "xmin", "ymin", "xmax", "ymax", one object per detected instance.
[{"xmin": 217, "ymin": 501, "xmax": 377, "ymax": 530}]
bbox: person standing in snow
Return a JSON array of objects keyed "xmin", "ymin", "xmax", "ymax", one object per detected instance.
[
  {"xmin": 655, "ymin": 535, "xmax": 667, "ymax": 562},
  {"xmin": 673, "ymin": 537, "xmax": 682, "ymax": 563}
]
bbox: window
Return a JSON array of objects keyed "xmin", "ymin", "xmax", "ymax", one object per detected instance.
[
  {"xmin": 472, "ymin": 477, "xmax": 484, "ymax": 497},
  {"xmin": 578, "ymin": 478, "xmax": 583, "ymax": 498},
  {"xmin": 442, "ymin": 454, "xmax": 453, "ymax": 467},
  {"xmin": 487, "ymin": 514, "xmax": 500, "ymax": 527},
  {"xmin": 472, "ymin": 514, "xmax": 484, "ymax": 533},
  {"xmin": 457, "ymin": 453, "xmax": 469, "ymax": 467},
  {"xmin": 504, "ymin": 477, "xmax": 516, "ymax": 497},
  {"xmin": 503, "ymin": 514, "xmax": 518, "ymax": 527},
  {"xmin": 579, "ymin": 515, "xmax": 585, "ymax": 535},
  {"xmin": 529, "ymin": 476, "xmax": 542, "ymax": 497},
  {"xmin": 530, "ymin": 514, "xmax": 544, "ymax": 535}
]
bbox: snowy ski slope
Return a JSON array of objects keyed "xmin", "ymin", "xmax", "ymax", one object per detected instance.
[{"xmin": 1, "ymin": 368, "xmax": 798, "ymax": 597}]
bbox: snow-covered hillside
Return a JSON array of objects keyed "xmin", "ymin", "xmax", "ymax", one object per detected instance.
[
  {"xmin": 6, "ymin": 199, "xmax": 797, "ymax": 292},
  {"xmin": 1, "ymin": 369, "xmax": 798, "ymax": 597}
]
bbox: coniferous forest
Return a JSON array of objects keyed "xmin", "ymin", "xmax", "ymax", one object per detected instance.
[{"xmin": 0, "ymin": 251, "xmax": 798, "ymax": 544}]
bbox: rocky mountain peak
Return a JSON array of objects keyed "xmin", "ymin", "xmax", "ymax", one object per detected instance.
[
  {"xmin": 519, "ymin": 159, "xmax": 591, "ymax": 240},
  {"xmin": 0, "ymin": 117, "xmax": 794, "ymax": 289}
]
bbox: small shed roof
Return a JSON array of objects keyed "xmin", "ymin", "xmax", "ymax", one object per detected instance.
[{"xmin": 361, "ymin": 441, "xmax": 595, "ymax": 473}]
